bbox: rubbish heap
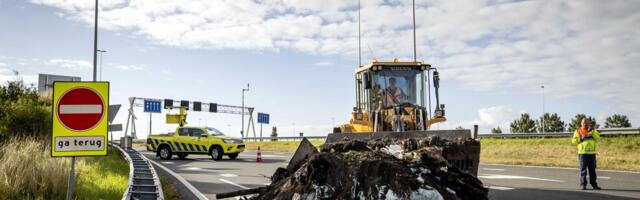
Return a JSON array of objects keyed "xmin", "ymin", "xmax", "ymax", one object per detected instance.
[{"xmin": 250, "ymin": 137, "xmax": 488, "ymax": 200}]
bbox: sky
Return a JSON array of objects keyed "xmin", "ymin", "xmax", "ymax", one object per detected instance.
[{"xmin": 1, "ymin": 0, "xmax": 639, "ymax": 139}]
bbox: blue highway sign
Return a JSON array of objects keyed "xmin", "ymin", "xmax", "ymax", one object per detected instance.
[
  {"xmin": 257, "ymin": 112, "xmax": 270, "ymax": 124},
  {"xmin": 144, "ymin": 100, "xmax": 162, "ymax": 113}
]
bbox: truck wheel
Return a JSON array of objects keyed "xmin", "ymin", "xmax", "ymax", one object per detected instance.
[
  {"xmin": 228, "ymin": 153, "xmax": 239, "ymax": 159},
  {"xmin": 210, "ymin": 146, "xmax": 223, "ymax": 160},
  {"xmin": 177, "ymin": 153, "xmax": 188, "ymax": 159},
  {"xmin": 159, "ymin": 146, "xmax": 172, "ymax": 160}
]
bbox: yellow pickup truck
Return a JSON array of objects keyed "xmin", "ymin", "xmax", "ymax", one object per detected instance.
[{"xmin": 147, "ymin": 126, "xmax": 245, "ymax": 160}]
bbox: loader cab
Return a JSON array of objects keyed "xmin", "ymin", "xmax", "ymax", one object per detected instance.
[{"xmin": 355, "ymin": 60, "xmax": 429, "ymax": 112}]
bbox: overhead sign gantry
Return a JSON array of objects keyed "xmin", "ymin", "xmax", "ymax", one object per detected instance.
[{"xmin": 123, "ymin": 97, "xmax": 257, "ymax": 139}]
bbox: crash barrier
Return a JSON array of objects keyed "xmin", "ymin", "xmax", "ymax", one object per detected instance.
[
  {"xmin": 241, "ymin": 127, "xmax": 640, "ymax": 141},
  {"xmin": 111, "ymin": 142, "xmax": 164, "ymax": 200}
]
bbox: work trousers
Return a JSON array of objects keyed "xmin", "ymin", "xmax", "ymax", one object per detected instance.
[{"xmin": 579, "ymin": 154, "xmax": 598, "ymax": 187}]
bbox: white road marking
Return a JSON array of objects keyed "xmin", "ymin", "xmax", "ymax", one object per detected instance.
[
  {"xmin": 145, "ymin": 158, "xmax": 208, "ymax": 200},
  {"xmin": 599, "ymin": 176, "xmax": 611, "ymax": 179},
  {"xmin": 161, "ymin": 161, "xmax": 175, "ymax": 164},
  {"xmin": 59, "ymin": 105, "xmax": 102, "ymax": 114},
  {"xmin": 482, "ymin": 163, "xmax": 640, "ymax": 174},
  {"xmin": 482, "ymin": 168, "xmax": 506, "ymax": 171},
  {"xmin": 478, "ymin": 174, "xmax": 563, "ymax": 182},
  {"xmin": 183, "ymin": 167, "xmax": 218, "ymax": 173},
  {"xmin": 220, "ymin": 178, "xmax": 250, "ymax": 189},
  {"xmin": 486, "ymin": 186, "xmax": 515, "ymax": 190},
  {"xmin": 220, "ymin": 173, "xmax": 238, "ymax": 177},
  {"xmin": 260, "ymin": 154, "xmax": 287, "ymax": 158}
]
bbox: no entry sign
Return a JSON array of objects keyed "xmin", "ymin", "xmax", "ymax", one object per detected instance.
[{"xmin": 51, "ymin": 82, "xmax": 109, "ymax": 157}]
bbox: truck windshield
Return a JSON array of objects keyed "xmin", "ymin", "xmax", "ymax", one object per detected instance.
[
  {"xmin": 371, "ymin": 67, "xmax": 424, "ymax": 108},
  {"xmin": 206, "ymin": 127, "xmax": 225, "ymax": 136}
]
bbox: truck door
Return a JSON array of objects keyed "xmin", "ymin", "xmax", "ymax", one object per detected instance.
[
  {"xmin": 191, "ymin": 128, "xmax": 208, "ymax": 153},
  {"xmin": 174, "ymin": 127, "xmax": 191, "ymax": 152}
]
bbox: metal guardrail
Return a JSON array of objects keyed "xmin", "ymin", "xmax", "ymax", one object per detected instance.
[
  {"xmin": 480, "ymin": 127, "xmax": 640, "ymax": 138},
  {"xmin": 111, "ymin": 142, "xmax": 164, "ymax": 200},
  {"xmin": 240, "ymin": 127, "xmax": 640, "ymax": 141},
  {"xmin": 242, "ymin": 136, "xmax": 327, "ymax": 141}
]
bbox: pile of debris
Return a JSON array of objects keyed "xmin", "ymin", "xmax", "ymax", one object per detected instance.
[{"xmin": 224, "ymin": 137, "xmax": 488, "ymax": 200}]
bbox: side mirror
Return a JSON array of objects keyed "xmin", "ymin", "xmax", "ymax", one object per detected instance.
[{"xmin": 363, "ymin": 72, "xmax": 372, "ymax": 89}]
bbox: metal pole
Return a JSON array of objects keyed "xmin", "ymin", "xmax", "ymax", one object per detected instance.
[
  {"xmin": 241, "ymin": 90, "xmax": 244, "ymax": 138},
  {"xmin": 92, "ymin": 0, "xmax": 98, "ymax": 81},
  {"xmin": 260, "ymin": 123, "xmax": 263, "ymax": 142},
  {"xmin": 68, "ymin": 1, "xmax": 98, "ymax": 199},
  {"xmin": 412, "ymin": 0, "xmax": 417, "ymax": 62},
  {"xmin": 542, "ymin": 85, "xmax": 545, "ymax": 133},
  {"xmin": 358, "ymin": 0, "xmax": 361, "ymax": 67},
  {"xmin": 241, "ymin": 84, "xmax": 249, "ymax": 138},
  {"xmin": 66, "ymin": 157, "xmax": 75, "ymax": 200},
  {"xmin": 149, "ymin": 112, "xmax": 152, "ymax": 137}
]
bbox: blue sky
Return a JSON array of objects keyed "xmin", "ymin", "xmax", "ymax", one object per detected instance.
[{"xmin": 1, "ymin": 0, "xmax": 638, "ymax": 138}]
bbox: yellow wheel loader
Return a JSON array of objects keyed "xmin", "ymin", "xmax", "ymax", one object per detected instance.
[{"xmin": 289, "ymin": 59, "xmax": 480, "ymax": 176}]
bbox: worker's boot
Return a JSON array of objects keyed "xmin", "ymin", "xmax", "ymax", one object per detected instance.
[
  {"xmin": 581, "ymin": 185, "xmax": 587, "ymax": 190},
  {"xmin": 592, "ymin": 185, "xmax": 601, "ymax": 190}
]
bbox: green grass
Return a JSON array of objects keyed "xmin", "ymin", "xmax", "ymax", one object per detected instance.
[
  {"xmin": 245, "ymin": 136, "xmax": 640, "ymax": 172},
  {"xmin": 244, "ymin": 140, "xmax": 325, "ymax": 152},
  {"xmin": 160, "ymin": 175, "xmax": 179, "ymax": 200},
  {"xmin": 481, "ymin": 135, "xmax": 640, "ymax": 171},
  {"xmin": 0, "ymin": 137, "xmax": 129, "ymax": 199}
]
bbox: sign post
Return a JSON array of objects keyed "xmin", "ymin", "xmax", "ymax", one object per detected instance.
[
  {"xmin": 143, "ymin": 100, "xmax": 162, "ymax": 137},
  {"xmin": 52, "ymin": 82, "xmax": 108, "ymax": 200},
  {"xmin": 257, "ymin": 113, "xmax": 270, "ymax": 141}
]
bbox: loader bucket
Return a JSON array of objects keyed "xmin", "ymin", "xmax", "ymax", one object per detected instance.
[{"xmin": 288, "ymin": 129, "xmax": 480, "ymax": 176}]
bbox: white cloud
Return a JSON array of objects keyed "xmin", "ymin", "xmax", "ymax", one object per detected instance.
[
  {"xmin": 0, "ymin": 68, "xmax": 38, "ymax": 86},
  {"xmin": 456, "ymin": 106, "xmax": 521, "ymax": 134},
  {"xmin": 47, "ymin": 59, "xmax": 92, "ymax": 70},
  {"xmin": 0, "ymin": 62, "xmax": 7, "ymax": 67},
  {"xmin": 29, "ymin": 0, "xmax": 640, "ymax": 122},
  {"xmin": 112, "ymin": 64, "xmax": 144, "ymax": 71}
]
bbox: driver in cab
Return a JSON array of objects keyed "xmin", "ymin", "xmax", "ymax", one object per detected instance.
[{"xmin": 385, "ymin": 77, "xmax": 405, "ymax": 105}]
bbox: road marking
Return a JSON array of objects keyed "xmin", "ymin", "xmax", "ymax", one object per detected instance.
[
  {"xmin": 183, "ymin": 167, "xmax": 218, "ymax": 173},
  {"xmin": 220, "ymin": 173, "xmax": 238, "ymax": 177},
  {"xmin": 486, "ymin": 186, "xmax": 515, "ymax": 190},
  {"xmin": 599, "ymin": 176, "xmax": 611, "ymax": 179},
  {"xmin": 161, "ymin": 161, "xmax": 175, "ymax": 164},
  {"xmin": 261, "ymin": 154, "xmax": 286, "ymax": 158},
  {"xmin": 482, "ymin": 168, "xmax": 506, "ymax": 171},
  {"xmin": 220, "ymin": 178, "xmax": 250, "ymax": 189},
  {"xmin": 146, "ymin": 158, "xmax": 208, "ymax": 200},
  {"xmin": 478, "ymin": 174, "xmax": 563, "ymax": 182},
  {"xmin": 481, "ymin": 163, "xmax": 640, "ymax": 174}
]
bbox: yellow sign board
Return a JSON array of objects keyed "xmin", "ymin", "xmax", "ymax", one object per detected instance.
[{"xmin": 51, "ymin": 82, "xmax": 109, "ymax": 157}]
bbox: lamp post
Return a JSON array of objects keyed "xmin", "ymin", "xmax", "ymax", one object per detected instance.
[
  {"xmin": 97, "ymin": 49, "xmax": 106, "ymax": 81},
  {"xmin": 241, "ymin": 83, "xmax": 250, "ymax": 138}
]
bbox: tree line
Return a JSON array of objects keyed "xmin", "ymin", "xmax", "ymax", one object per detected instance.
[{"xmin": 491, "ymin": 113, "xmax": 633, "ymax": 134}]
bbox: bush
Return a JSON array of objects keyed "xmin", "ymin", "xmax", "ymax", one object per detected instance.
[{"xmin": 0, "ymin": 80, "xmax": 52, "ymax": 139}]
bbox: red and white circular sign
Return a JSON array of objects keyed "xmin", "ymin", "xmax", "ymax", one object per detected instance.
[{"xmin": 56, "ymin": 87, "xmax": 105, "ymax": 132}]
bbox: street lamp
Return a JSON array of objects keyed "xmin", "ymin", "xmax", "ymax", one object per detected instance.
[
  {"xmin": 241, "ymin": 83, "xmax": 250, "ymax": 138},
  {"xmin": 96, "ymin": 49, "xmax": 106, "ymax": 81}
]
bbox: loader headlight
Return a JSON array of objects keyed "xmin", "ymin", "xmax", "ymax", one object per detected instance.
[{"xmin": 435, "ymin": 109, "xmax": 445, "ymax": 118}]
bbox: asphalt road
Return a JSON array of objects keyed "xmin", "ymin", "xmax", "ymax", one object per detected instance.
[{"xmin": 137, "ymin": 148, "xmax": 640, "ymax": 200}]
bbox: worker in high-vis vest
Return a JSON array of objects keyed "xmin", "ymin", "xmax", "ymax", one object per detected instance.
[{"xmin": 571, "ymin": 118, "xmax": 602, "ymax": 190}]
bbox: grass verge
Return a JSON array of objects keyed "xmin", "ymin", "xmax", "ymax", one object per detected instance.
[
  {"xmin": 0, "ymin": 137, "xmax": 129, "ymax": 199},
  {"xmin": 481, "ymin": 135, "xmax": 640, "ymax": 171},
  {"xmin": 244, "ymin": 135, "xmax": 640, "ymax": 172},
  {"xmin": 160, "ymin": 175, "xmax": 179, "ymax": 200}
]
